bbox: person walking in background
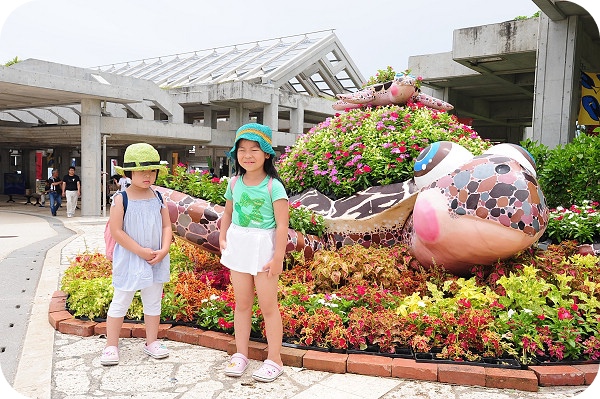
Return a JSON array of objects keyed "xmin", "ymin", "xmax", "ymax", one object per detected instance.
[
  {"xmin": 219, "ymin": 123, "xmax": 289, "ymax": 382},
  {"xmin": 46, "ymin": 168, "xmax": 62, "ymax": 216},
  {"xmin": 61, "ymin": 166, "xmax": 81, "ymax": 218},
  {"xmin": 116, "ymin": 175, "xmax": 131, "ymax": 191},
  {"xmin": 100, "ymin": 143, "xmax": 172, "ymax": 366}
]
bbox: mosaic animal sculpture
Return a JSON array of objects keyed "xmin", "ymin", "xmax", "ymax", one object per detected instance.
[
  {"xmin": 333, "ymin": 73, "xmax": 454, "ymax": 112},
  {"xmin": 155, "ymin": 141, "xmax": 548, "ymax": 276}
]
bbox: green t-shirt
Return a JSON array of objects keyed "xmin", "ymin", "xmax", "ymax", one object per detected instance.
[{"xmin": 224, "ymin": 175, "xmax": 288, "ymax": 229}]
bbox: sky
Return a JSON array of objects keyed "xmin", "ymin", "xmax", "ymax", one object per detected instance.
[{"xmin": 2, "ymin": 0, "xmax": 597, "ymax": 81}]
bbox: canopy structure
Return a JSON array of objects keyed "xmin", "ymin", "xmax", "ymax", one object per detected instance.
[{"xmin": 94, "ymin": 30, "xmax": 363, "ymax": 97}]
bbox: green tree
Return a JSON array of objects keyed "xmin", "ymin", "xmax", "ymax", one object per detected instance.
[{"xmin": 4, "ymin": 56, "xmax": 20, "ymax": 66}]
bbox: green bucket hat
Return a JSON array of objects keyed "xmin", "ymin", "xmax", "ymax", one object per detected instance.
[
  {"xmin": 229, "ymin": 123, "xmax": 276, "ymax": 158},
  {"xmin": 114, "ymin": 143, "xmax": 168, "ymax": 176}
]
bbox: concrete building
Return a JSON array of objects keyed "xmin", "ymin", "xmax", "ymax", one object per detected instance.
[
  {"xmin": 0, "ymin": 31, "xmax": 364, "ymax": 216},
  {"xmin": 1, "ymin": 1, "xmax": 598, "ymax": 216},
  {"xmin": 409, "ymin": 0, "xmax": 600, "ymax": 146}
]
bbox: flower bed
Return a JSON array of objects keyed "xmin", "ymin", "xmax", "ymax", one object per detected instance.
[{"xmin": 61, "ymin": 237, "xmax": 600, "ymax": 368}]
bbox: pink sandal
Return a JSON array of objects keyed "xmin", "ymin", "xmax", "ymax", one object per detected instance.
[
  {"xmin": 252, "ymin": 359, "xmax": 284, "ymax": 382},
  {"xmin": 224, "ymin": 353, "xmax": 249, "ymax": 377}
]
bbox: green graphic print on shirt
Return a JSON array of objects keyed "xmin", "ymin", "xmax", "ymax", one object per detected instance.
[{"xmin": 235, "ymin": 192, "xmax": 265, "ymax": 227}]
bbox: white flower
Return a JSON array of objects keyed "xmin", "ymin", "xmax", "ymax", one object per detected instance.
[
  {"xmin": 417, "ymin": 301, "xmax": 426, "ymax": 308},
  {"xmin": 209, "ymin": 294, "xmax": 219, "ymax": 301},
  {"xmin": 507, "ymin": 309, "xmax": 515, "ymax": 318},
  {"xmin": 523, "ymin": 308, "xmax": 532, "ymax": 314}
]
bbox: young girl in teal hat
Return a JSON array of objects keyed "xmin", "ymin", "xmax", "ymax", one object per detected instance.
[
  {"xmin": 220, "ymin": 123, "xmax": 289, "ymax": 382},
  {"xmin": 100, "ymin": 143, "xmax": 172, "ymax": 366}
]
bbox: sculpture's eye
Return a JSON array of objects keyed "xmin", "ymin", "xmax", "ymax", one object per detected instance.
[
  {"xmin": 483, "ymin": 144, "xmax": 537, "ymax": 177},
  {"xmin": 413, "ymin": 141, "xmax": 473, "ymax": 189}
]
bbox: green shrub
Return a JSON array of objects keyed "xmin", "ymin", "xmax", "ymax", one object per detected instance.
[
  {"xmin": 536, "ymin": 134, "xmax": 600, "ymax": 208},
  {"xmin": 520, "ymin": 138, "xmax": 549, "ymax": 172}
]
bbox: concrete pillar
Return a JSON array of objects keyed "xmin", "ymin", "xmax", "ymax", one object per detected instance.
[
  {"xmin": 532, "ymin": 14, "xmax": 580, "ymax": 148},
  {"xmin": 229, "ymin": 105, "xmax": 249, "ymax": 130},
  {"xmin": 202, "ymin": 107, "xmax": 218, "ymax": 129},
  {"xmin": 263, "ymin": 93, "xmax": 280, "ymax": 131},
  {"xmin": 290, "ymin": 100, "xmax": 304, "ymax": 135},
  {"xmin": 80, "ymin": 98, "xmax": 102, "ymax": 216}
]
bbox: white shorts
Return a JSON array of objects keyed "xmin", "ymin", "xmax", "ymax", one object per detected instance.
[{"xmin": 220, "ymin": 223, "xmax": 275, "ymax": 276}]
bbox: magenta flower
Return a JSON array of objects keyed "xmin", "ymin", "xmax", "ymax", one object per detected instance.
[{"xmin": 557, "ymin": 307, "xmax": 572, "ymax": 320}]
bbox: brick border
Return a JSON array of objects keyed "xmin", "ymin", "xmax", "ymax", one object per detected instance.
[{"xmin": 48, "ymin": 291, "xmax": 597, "ymax": 392}]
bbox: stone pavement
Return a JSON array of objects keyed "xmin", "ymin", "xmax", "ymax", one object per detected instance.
[{"xmin": 0, "ymin": 195, "xmax": 598, "ymax": 398}]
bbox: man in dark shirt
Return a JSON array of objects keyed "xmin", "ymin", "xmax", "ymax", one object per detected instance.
[
  {"xmin": 61, "ymin": 166, "xmax": 81, "ymax": 218},
  {"xmin": 45, "ymin": 168, "xmax": 62, "ymax": 216}
]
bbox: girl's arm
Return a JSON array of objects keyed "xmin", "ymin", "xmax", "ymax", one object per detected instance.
[
  {"xmin": 219, "ymin": 199, "xmax": 233, "ymax": 252},
  {"xmin": 148, "ymin": 200, "xmax": 173, "ymax": 266},
  {"xmin": 109, "ymin": 193, "xmax": 155, "ymax": 262},
  {"xmin": 262, "ymin": 198, "xmax": 289, "ymax": 277}
]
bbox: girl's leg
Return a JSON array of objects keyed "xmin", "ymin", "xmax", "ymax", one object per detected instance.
[
  {"xmin": 144, "ymin": 315, "xmax": 160, "ymax": 343},
  {"xmin": 140, "ymin": 283, "xmax": 164, "ymax": 345},
  {"xmin": 105, "ymin": 316, "xmax": 125, "ymax": 347},
  {"xmin": 106, "ymin": 289, "xmax": 136, "ymax": 347},
  {"xmin": 254, "ymin": 272, "xmax": 283, "ymax": 366},
  {"xmin": 229, "ymin": 270, "xmax": 255, "ymax": 357}
]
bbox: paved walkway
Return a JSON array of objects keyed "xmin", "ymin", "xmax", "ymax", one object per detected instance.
[{"xmin": 0, "ymin": 195, "xmax": 598, "ymax": 398}]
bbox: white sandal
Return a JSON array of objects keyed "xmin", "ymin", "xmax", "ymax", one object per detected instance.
[
  {"xmin": 224, "ymin": 353, "xmax": 249, "ymax": 377},
  {"xmin": 252, "ymin": 359, "xmax": 283, "ymax": 382}
]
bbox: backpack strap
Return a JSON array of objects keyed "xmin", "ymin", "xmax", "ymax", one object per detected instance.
[
  {"xmin": 267, "ymin": 177, "xmax": 273, "ymax": 196},
  {"xmin": 230, "ymin": 175, "xmax": 239, "ymax": 192},
  {"xmin": 120, "ymin": 189, "xmax": 162, "ymax": 215},
  {"xmin": 230, "ymin": 175, "xmax": 273, "ymax": 198},
  {"xmin": 121, "ymin": 191, "xmax": 128, "ymax": 214}
]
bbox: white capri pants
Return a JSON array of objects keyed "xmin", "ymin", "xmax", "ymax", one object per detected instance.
[{"xmin": 107, "ymin": 282, "xmax": 164, "ymax": 317}]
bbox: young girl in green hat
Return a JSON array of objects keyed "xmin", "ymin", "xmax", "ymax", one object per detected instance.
[
  {"xmin": 220, "ymin": 123, "xmax": 289, "ymax": 382},
  {"xmin": 100, "ymin": 143, "xmax": 172, "ymax": 366}
]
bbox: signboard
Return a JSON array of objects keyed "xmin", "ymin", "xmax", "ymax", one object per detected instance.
[{"xmin": 579, "ymin": 72, "xmax": 600, "ymax": 125}]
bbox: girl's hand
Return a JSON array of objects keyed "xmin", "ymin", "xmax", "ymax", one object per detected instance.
[
  {"xmin": 262, "ymin": 259, "xmax": 283, "ymax": 278},
  {"xmin": 219, "ymin": 238, "xmax": 227, "ymax": 253},
  {"xmin": 140, "ymin": 247, "xmax": 157, "ymax": 263},
  {"xmin": 146, "ymin": 248, "xmax": 168, "ymax": 266}
]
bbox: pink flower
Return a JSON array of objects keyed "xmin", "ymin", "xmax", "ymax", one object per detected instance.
[
  {"xmin": 457, "ymin": 298, "xmax": 471, "ymax": 309},
  {"xmin": 218, "ymin": 317, "xmax": 233, "ymax": 329},
  {"xmin": 557, "ymin": 307, "xmax": 572, "ymax": 320}
]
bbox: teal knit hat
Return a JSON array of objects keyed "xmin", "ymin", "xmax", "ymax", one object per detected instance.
[{"xmin": 229, "ymin": 123, "xmax": 276, "ymax": 158}]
